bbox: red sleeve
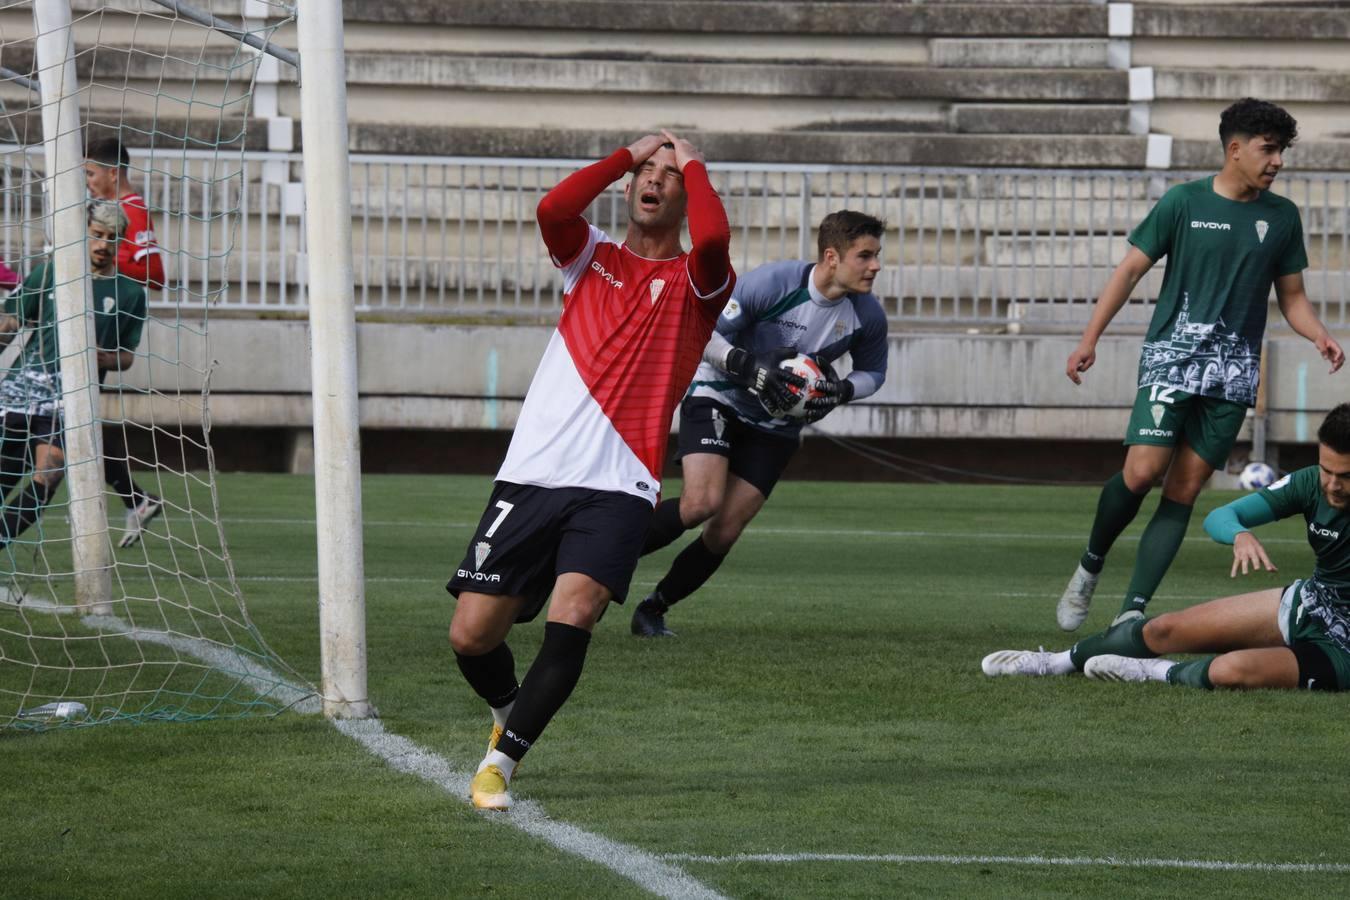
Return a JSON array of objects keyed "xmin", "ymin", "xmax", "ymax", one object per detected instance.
[
  {"xmin": 536, "ymin": 149, "xmax": 633, "ymax": 267},
  {"xmin": 681, "ymin": 161, "xmax": 733, "ymax": 299},
  {"xmin": 117, "ymin": 195, "xmax": 166, "ymax": 289}
]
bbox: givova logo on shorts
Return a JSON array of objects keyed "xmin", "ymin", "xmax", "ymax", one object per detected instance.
[{"xmin": 459, "ymin": 540, "xmax": 501, "ymax": 582}]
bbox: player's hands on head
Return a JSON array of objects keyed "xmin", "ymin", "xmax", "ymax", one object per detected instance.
[
  {"xmin": 802, "ymin": 361, "xmax": 854, "ymax": 424},
  {"xmin": 1066, "ymin": 342, "xmax": 1096, "ymax": 385},
  {"xmin": 660, "ymin": 129, "xmax": 703, "ymax": 171},
  {"xmin": 1230, "ymin": 531, "xmax": 1277, "ymax": 578},
  {"xmin": 1316, "ymin": 333, "xmax": 1345, "ymax": 373},
  {"xmin": 626, "ymin": 133, "xmax": 667, "ymax": 168},
  {"xmin": 725, "ymin": 346, "xmax": 805, "ymax": 415}
]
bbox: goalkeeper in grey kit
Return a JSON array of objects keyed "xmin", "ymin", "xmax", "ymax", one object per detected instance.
[{"xmin": 632, "ymin": 210, "xmax": 890, "ymax": 637}]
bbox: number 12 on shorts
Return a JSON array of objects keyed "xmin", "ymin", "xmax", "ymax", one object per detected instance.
[{"xmin": 1149, "ymin": 385, "xmax": 1178, "ymax": 404}]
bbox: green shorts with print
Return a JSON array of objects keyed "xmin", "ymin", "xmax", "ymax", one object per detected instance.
[
  {"xmin": 1123, "ymin": 385, "xmax": 1247, "ymax": 470},
  {"xmin": 1279, "ymin": 579, "xmax": 1350, "ymax": 691}
]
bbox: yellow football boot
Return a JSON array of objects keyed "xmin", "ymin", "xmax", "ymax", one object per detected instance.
[{"xmin": 470, "ymin": 764, "xmax": 512, "ymax": 811}]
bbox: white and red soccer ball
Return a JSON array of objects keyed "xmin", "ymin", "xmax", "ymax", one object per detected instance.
[{"xmin": 773, "ymin": 354, "xmax": 827, "ymax": 418}]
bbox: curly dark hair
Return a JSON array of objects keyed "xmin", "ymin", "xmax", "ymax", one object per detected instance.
[
  {"xmin": 1219, "ymin": 98, "xmax": 1298, "ymax": 150},
  {"xmin": 1318, "ymin": 403, "xmax": 1350, "ymax": 455}
]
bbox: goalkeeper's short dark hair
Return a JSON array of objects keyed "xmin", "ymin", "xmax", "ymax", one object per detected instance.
[
  {"xmin": 1219, "ymin": 98, "xmax": 1298, "ymax": 151},
  {"xmin": 85, "ymin": 134, "xmax": 130, "ymax": 170},
  {"xmin": 817, "ymin": 210, "xmax": 885, "ymax": 261},
  {"xmin": 1318, "ymin": 404, "xmax": 1350, "ymax": 455}
]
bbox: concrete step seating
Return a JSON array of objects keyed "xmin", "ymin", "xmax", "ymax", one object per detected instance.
[{"xmin": 10, "ymin": 1, "xmax": 1343, "ymax": 169}]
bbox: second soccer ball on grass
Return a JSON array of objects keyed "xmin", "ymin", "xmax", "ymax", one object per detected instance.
[{"xmin": 1239, "ymin": 461, "xmax": 1278, "ymax": 490}]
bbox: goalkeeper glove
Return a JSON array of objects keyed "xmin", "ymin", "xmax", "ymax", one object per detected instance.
[
  {"xmin": 802, "ymin": 364, "xmax": 854, "ymax": 424},
  {"xmin": 724, "ymin": 346, "xmax": 805, "ymax": 416}
]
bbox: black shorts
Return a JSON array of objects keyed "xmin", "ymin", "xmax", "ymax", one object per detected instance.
[
  {"xmin": 675, "ymin": 396, "xmax": 799, "ymax": 498},
  {"xmin": 446, "ymin": 481, "xmax": 653, "ymax": 624},
  {"xmin": 1, "ymin": 411, "xmax": 62, "ymax": 455}
]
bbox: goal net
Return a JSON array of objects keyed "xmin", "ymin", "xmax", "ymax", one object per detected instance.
[{"xmin": 0, "ymin": 0, "xmax": 315, "ymax": 729}]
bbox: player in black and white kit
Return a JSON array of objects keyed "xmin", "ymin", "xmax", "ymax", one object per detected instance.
[{"xmin": 632, "ymin": 210, "xmax": 889, "ymax": 637}]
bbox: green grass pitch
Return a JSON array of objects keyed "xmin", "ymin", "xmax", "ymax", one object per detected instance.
[{"xmin": 4, "ymin": 472, "xmax": 1348, "ymax": 898}]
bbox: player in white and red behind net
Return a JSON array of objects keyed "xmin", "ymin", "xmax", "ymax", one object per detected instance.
[{"xmin": 447, "ymin": 131, "xmax": 735, "ymax": 810}]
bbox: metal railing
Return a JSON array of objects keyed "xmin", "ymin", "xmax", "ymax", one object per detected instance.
[{"xmin": 3, "ymin": 148, "xmax": 1348, "ymax": 329}]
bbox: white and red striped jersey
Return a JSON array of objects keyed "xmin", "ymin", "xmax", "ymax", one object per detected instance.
[
  {"xmin": 497, "ymin": 225, "xmax": 732, "ymax": 504},
  {"xmin": 117, "ymin": 192, "xmax": 165, "ymax": 289}
]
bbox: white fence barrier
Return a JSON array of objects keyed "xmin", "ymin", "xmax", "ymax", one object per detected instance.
[{"xmin": 2, "ymin": 148, "xmax": 1347, "ymax": 329}]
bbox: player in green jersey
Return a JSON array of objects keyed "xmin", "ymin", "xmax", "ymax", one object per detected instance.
[
  {"xmin": 0, "ymin": 201, "xmax": 147, "ymax": 557},
  {"xmin": 1057, "ymin": 98, "xmax": 1344, "ymax": 633},
  {"xmin": 985, "ymin": 403, "xmax": 1350, "ymax": 692}
]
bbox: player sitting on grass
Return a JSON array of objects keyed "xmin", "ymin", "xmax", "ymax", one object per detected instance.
[
  {"xmin": 983, "ymin": 403, "xmax": 1350, "ymax": 692},
  {"xmin": 631, "ymin": 210, "xmax": 889, "ymax": 637}
]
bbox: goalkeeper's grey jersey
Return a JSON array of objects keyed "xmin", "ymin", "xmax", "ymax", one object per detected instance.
[{"xmin": 688, "ymin": 260, "xmax": 888, "ymax": 435}]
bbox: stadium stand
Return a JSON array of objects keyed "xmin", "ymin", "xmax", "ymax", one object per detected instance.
[{"xmin": 1, "ymin": 0, "xmax": 1346, "ymax": 472}]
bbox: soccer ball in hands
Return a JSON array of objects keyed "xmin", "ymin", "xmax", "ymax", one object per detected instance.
[
  {"xmin": 1238, "ymin": 461, "xmax": 1277, "ymax": 490},
  {"xmin": 772, "ymin": 354, "xmax": 826, "ymax": 419}
]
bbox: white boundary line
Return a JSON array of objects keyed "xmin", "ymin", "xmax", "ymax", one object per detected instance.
[
  {"xmin": 74, "ymin": 620, "xmax": 1350, "ymax": 890},
  {"xmin": 663, "ymin": 851, "xmax": 1350, "ymax": 874},
  {"xmin": 84, "ymin": 615, "xmax": 724, "ymax": 899},
  {"xmin": 83, "ymin": 614, "xmax": 321, "ymax": 714},
  {"xmin": 336, "ymin": 719, "xmax": 727, "ymax": 900}
]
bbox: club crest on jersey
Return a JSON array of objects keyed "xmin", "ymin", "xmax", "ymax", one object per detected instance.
[
  {"xmin": 102, "ymin": 296, "xmax": 116, "ymax": 313},
  {"xmin": 474, "ymin": 541, "xmax": 491, "ymax": 571},
  {"xmin": 1150, "ymin": 404, "xmax": 1165, "ymax": 428},
  {"xmin": 649, "ymin": 278, "xmax": 666, "ymax": 305},
  {"xmin": 834, "ymin": 321, "xmax": 846, "ymax": 340},
  {"xmin": 1256, "ymin": 220, "xmax": 1269, "ymax": 243}
]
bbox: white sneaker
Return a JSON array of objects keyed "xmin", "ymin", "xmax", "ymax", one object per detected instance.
[
  {"xmin": 1083, "ymin": 654, "xmax": 1171, "ymax": 683},
  {"xmin": 119, "ymin": 495, "xmax": 164, "ymax": 549},
  {"xmin": 981, "ymin": 648, "xmax": 1063, "ymax": 678},
  {"xmin": 1056, "ymin": 564, "xmax": 1099, "ymax": 632}
]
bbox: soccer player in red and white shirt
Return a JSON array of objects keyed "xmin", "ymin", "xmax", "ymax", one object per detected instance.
[
  {"xmin": 84, "ymin": 137, "xmax": 166, "ymax": 290},
  {"xmin": 84, "ymin": 136, "xmax": 165, "ymax": 547},
  {"xmin": 448, "ymin": 131, "xmax": 734, "ymax": 810}
]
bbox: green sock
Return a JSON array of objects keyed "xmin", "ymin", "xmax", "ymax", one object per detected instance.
[
  {"xmin": 1166, "ymin": 657, "xmax": 1215, "ymax": 689},
  {"xmin": 1080, "ymin": 472, "xmax": 1147, "ymax": 575},
  {"xmin": 1069, "ymin": 615, "xmax": 1155, "ymax": 671},
  {"xmin": 1118, "ymin": 497, "xmax": 1194, "ymax": 617}
]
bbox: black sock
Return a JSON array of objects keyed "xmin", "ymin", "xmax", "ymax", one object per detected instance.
[
  {"xmin": 104, "ymin": 455, "xmax": 144, "ymax": 510},
  {"xmin": 103, "ymin": 427, "xmax": 142, "ymax": 509},
  {"xmin": 495, "ymin": 622, "xmax": 591, "ymax": 762},
  {"xmin": 656, "ymin": 535, "xmax": 727, "ymax": 606},
  {"xmin": 641, "ymin": 497, "xmax": 687, "ymax": 556},
  {"xmin": 0, "ymin": 479, "xmax": 55, "ymax": 545},
  {"xmin": 454, "ymin": 642, "xmax": 519, "ymax": 710}
]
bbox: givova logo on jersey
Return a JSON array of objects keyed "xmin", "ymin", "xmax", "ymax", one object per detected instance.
[
  {"xmin": 1309, "ymin": 523, "xmax": 1341, "ymax": 540},
  {"xmin": 591, "ymin": 260, "xmax": 623, "ymax": 289}
]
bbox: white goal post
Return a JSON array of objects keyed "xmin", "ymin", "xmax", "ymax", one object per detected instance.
[
  {"xmin": 295, "ymin": 0, "xmax": 372, "ymax": 720},
  {"xmin": 33, "ymin": 0, "xmax": 110, "ymax": 615}
]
